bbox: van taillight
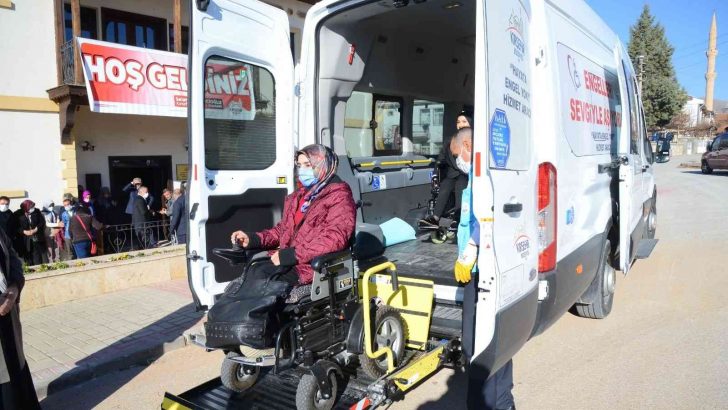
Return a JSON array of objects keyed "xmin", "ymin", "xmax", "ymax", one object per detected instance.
[{"xmin": 537, "ymin": 162, "xmax": 557, "ymax": 272}]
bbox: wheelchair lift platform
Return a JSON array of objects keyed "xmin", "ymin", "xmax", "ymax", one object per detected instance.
[{"xmin": 161, "ymin": 339, "xmax": 461, "ymax": 410}]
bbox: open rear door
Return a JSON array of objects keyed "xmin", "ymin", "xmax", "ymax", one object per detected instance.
[
  {"xmin": 618, "ymin": 63, "xmax": 644, "ymax": 274},
  {"xmin": 465, "ymin": 0, "xmax": 539, "ymax": 387},
  {"xmin": 188, "ymin": 0, "xmax": 294, "ymax": 310}
]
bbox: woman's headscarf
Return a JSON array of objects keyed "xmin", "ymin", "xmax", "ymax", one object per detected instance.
[
  {"xmin": 20, "ymin": 200, "xmax": 35, "ymax": 214},
  {"xmin": 457, "ymin": 110, "xmax": 474, "ymax": 129},
  {"xmin": 295, "ymin": 144, "xmax": 339, "ymax": 213}
]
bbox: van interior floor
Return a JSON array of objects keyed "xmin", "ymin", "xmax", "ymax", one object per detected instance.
[{"xmin": 383, "ymin": 234, "xmax": 460, "ymax": 287}]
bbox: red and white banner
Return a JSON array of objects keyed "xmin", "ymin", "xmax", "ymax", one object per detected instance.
[{"xmin": 78, "ymin": 38, "xmax": 256, "ymax": 119}]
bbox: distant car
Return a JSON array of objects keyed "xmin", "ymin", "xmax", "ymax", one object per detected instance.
[{"xmin": 702, "ymin": 133, "xmax": 728, "ymax": 174}]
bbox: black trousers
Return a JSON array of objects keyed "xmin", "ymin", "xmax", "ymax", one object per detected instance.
[
  {"xmin": 463, "ymin": 276, "xmax": 515, "ymax": 410},
  {"xmin": 434, "ymin": 174, "xmax": 468, "ymax": 217}
]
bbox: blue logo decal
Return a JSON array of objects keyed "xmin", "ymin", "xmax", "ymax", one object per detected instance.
[
  {"xmin": 372, "ymin": 176, "xmax": 381, "ymax": 191},
  {"xmin": 566, "ymin": 207, "xmax": 575, "ymax": 225},
  {"xmin": 489, "ymin": 109, "xmax": 511, "ymax": 169}
]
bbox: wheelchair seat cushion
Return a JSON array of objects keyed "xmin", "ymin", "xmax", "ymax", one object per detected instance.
[{"xmin": 285, "ymin": 284, "xmax": 312, "ymax": 304}]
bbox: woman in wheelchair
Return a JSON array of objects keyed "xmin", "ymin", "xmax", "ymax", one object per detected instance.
[{"xmin": 229, "ymin": 143, "xmax": 356, "ymax": 289}]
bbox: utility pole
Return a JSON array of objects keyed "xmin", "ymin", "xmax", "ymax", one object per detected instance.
[{"xmin": 637, "ymin": 55, "xmax": 645, "ymax": 94}]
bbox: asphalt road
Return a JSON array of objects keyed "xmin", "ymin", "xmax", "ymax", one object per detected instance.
[{"xmin": 41, "ymin": 156, "xmax": 728, "ymax": 410}]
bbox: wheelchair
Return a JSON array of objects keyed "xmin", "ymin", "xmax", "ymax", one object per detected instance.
[
  {"xmin": 194, "ymin": 229, "xmax": 426, "ymax": 410},
  {"xmin": 417, "ymin": 162, "xmax": 460, "ymax": 244}
]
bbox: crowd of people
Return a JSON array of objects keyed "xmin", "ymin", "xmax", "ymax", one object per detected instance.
[{"xmin": 0, "ymin": 177, "xmax": 187, "ymax": 267}]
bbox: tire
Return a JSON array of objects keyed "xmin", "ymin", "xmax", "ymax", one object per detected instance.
[
  {"xmin": 360, "ymin": 306, "xmax": 408, "ymax": 379},
  {"xmin": 646, "ymin": 196, "xmax": 656, "ymax": 240},
  {"xmin": 295, "ymin": 372, "xmax": 338, "ymax": 410},
  {"xmin": 430, "ymin": 229, "xmax": 447, "ymax": 244},
  {"xmin": 220, "ymin": 352, "xmax": 259, "ymax": 393},
  {"xmin": 574, "ymin": 239, "xmax": 615, "ymax": 319},
  {"xmin": 701, "ymin": 160, "xmax": 713, "ymax": 174}
]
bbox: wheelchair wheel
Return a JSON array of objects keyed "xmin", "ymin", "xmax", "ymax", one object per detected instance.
[
  {"xmin": 295, "ymin": 372, "xmax": 338, "ymax": 410},
  {"xmin": 430, "ymin": 229, "xmax": 448, "ymax": 244},
  {"xmin": 220, "ymin": 352, "xmax": 259, "ymax": 393},
  {"xmin": 360, "ymin": 306, "xmax": 408, "ymax": 379}
]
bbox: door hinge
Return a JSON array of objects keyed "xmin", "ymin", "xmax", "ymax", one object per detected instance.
[
  {"xmin": 187, "ymin": 251, "xmax": 203, "ymax": 261},
  {"xmin": 294, "ymin": 83, "xmax": 302, "ymax": 97}
]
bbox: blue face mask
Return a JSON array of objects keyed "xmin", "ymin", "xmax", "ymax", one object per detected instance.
[{"xmin": 298, "ymin": 168, "xmax": 319, "ymax": 187}]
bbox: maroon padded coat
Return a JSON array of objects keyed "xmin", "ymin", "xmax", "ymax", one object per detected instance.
[{"xmin": 246, "ymin": 177, "xmax": 356, "ymax": 284}]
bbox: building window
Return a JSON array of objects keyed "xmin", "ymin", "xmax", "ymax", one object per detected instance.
[
  {"xmin": 168, "ymin": 24, "xmax": 189, "ymax": 54},
  {"xmin": 64, "ymin": 4, "xmax": 98, "ymax": 42},
  {"xmin": 101, "ymin": 8, "xmax": 166, "ymax": 51},
  {"xmin": 412, "ymin": 100, "xmax": 445, "ymax": 156}
]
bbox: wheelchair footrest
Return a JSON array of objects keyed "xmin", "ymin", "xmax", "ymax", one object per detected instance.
[{"xmin": 226, "ymin": 353, "xmax": 276, "ymax": 367}]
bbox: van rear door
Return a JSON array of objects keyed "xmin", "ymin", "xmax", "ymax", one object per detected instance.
[
  {"xmin": 618, "ymin": 65, "xmax": 644, "ymax": 273},
  {"xmin": 467, "ymin": 0, "xmax": 539, "ymax": 380},
  {"xmin": 188, "ymin": 0, "xmax": 294, "ymax": 310}
]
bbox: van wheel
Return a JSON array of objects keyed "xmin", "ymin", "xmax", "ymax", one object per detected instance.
[
  {"xmin": 220, "ymin": 352, "xmax": 259, "ymax": 393},
  {"xmin": 574, "ymin": 239, "xmax": 615, "ymax": 319},
  {"xmin": 295, "ymin": 373, "xmax": 337, "ymax": 410},
  {"xmin": 360, "ymin": 306, "xmax": 407, "ymax": 379},
  {"xmin": 646, "ymin": 198, "xmax": 656, "ymax": 239},
  {"xmin": 701, "ymin": 160, "xmax": 713, "ymax": 174}
]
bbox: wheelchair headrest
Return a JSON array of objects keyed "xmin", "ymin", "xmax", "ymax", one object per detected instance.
[{"xmin": 352, "ymin": 223, "xmax": 386, "ymax": 261}]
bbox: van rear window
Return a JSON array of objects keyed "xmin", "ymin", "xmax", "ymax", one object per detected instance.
[{"xmin": 203, "ymin": 55, "xmax": 276, "ymax": 171}]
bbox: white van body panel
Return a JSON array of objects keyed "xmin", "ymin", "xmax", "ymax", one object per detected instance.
[{"xmin": 188, "ymin": 0, "xmax": 295, "ymax": 309}]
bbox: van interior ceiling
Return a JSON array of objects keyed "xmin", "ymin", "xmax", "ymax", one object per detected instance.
[{"xmin": 317, "ymin": 0, "xmax": 477, "ymax": 158}]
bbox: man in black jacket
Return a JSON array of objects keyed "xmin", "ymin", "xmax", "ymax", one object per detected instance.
[
  {"xmin": 0, "ymin": 197, "xmax": 15, "ymax": 240},
  {"xmin": 169, "ymin": 189, "xmax": 186, "ymax": 244},
  {"xmin": 132, "ymin": 186, "xmax": 156, "ymax": 248}
]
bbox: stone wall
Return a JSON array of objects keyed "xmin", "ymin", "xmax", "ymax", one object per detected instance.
[{"xmin": 21, "ymin": 246, "xmax": 187, "ymax": 310}]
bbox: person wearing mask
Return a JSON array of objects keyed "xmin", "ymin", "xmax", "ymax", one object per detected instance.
[
  {"xmin": 159, "ymin": 189, "xmax": 175, "ymax": 242},
  {"xmin": 68, "ymin": 207, "xmax": 103, "ymax": 259},
  {"xmin": 0, "ymin": 228, "xmax": 41, "ymax": 409},
  {"xmin": 0, "ymin": 197, "xmax": 15, "ymax": 240},
  {"xmin": 59, "ymin": 198, "xmax": 76, "ymax": 261},
  {"xmin": 80, "ymin": 190, "xmax": 95, "ymax": 217},
  {"xmin": 16, "ymin": 201, "xmax": 47, "ymax": 266},
  {"xmin": 123, "ymin": 178, "xmax": 154, "ymax": 216},
  {"xmin": 451, "ymin": 127, "xmax": 515, "ymax": 410},
  {"xmin": 41, "ymin": 201, "xmax": 62, "ymax": 263},
  {"xmin": 419, "ymin": 111, "xmax": 473, "ymax": 228},
  {"xmin": 169, "ymin": 189, "xmax": 186, "ymax": 244},
  {"xmin": 132, "ymin": 186, "xmax": 156, "ymax": 248},
  {"xmin": 230, "ymin": 144, "xmax": 356, "ymax": 289}
]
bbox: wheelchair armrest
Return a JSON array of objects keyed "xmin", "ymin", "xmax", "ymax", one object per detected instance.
[
  {"xmin": 310, "ymin": 250, "xmax": 352, "ymax": 271},
  {"xmin": 212, "ymin": 247, "xmax": 262, "ymax": 266}
]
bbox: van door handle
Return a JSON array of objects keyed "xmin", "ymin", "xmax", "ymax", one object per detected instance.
[
  {"xmin": 642, "ymin": 165, "xmax": 650, "ymax": 172},
  {"xmin": 503, "ymin": 203, "xmax": 523, "ymax": 213}
]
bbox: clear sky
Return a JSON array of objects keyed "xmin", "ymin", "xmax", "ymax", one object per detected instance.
[{"xmin": 585, "ymin": 0, "xmax": 727, "ymax": 100}]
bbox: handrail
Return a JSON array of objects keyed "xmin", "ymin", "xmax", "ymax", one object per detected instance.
[{"xmin": 361, "ymin": 261, "xmax": 398, "ymax": 374}]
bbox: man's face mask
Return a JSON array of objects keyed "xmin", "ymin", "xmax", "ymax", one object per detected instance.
[{"xmin": 0, "ymin": 204, "xmax": 8, "ymax": 212}]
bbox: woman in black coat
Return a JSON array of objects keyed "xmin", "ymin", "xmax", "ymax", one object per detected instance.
[
  {"xmin": 16, "ymin": 200, "xmax": 48, "ymax": 266},
  {"xmin": 0, "ymin": 228, "xmax": 40, "ymax": 408}
]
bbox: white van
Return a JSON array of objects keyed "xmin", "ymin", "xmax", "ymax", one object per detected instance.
[{"xmin": 185, "ymin": 0, "xmax": 657, "ymax": 395}]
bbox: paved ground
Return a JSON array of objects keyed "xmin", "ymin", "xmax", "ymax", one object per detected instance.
[
  {"xmin": 24, "ymin": 279, "xmax": 203, "ymax": 399},
  {"xmin": 38, "ymin": 155, "xmax": 728, "ymax": 409}
]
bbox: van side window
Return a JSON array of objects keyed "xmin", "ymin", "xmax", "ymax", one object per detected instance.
[
  {"xmin": 412, "ymin": 100, "xmax": 445, "ymax": 156},
  {"xmin": 373, "ymin": 96, "xmax": 403, "ymax": 156},
  {"xmin": 203, "ymin": 56, "xmax": 276, "ymax": 171},
  {"xmin": 628, "ymin": 78, "xmax": 641, "ymax": 155},
  {"xmin": 344, "ymin": 92, "xmax": 403, "ymax": 157},
  {"xmin": 344, "ymin": 91, "xmax": 374, "ymax": 157}
]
